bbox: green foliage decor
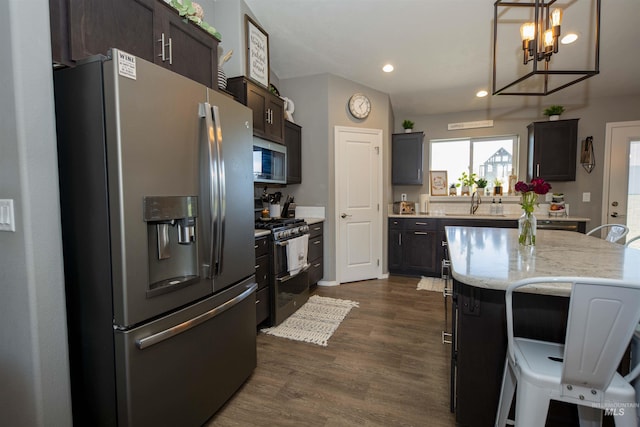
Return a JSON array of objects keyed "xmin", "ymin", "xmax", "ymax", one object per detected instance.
[
  {"xmin": 402, "ymin": 120, "xmax": 415, "ymax": 130},
  {"xmin": 169, "ymin": 0, "xmax": 222, "ymax": 40},
  {"xmin": 543, "ymin": 105, "xmax": 565, "ymax": 116},
  {"xmin": 458, "ymin": 171, "xmax": 477, "ymax": 187},
  {"xmin": 475, "ymin": 178, "xmax": 488, "ymax": 188}
]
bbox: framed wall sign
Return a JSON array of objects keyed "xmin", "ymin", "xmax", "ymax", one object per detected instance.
[
  {"xmin": 430, "ymin": 171, "xmax": 448, "ymax": 196},
  {"xmin": 245, "ymin": 15, "xmax": 269, "ymax": 88}
]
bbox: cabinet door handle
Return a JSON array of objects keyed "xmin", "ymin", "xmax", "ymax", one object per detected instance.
[
  {"xmin": 399, "ymin": 234, "xmax": 402, "ymax": 245},
  {"xmin": 415, "ymin": 222, "xmax": 428, "ymax": 225},
  {"xmin": 442, "ymin": 331, "xmax": 453, "ymax": 345},
  {"xmin": 168, "ymin": 37, "xmax": 173, "ymax": 65},
  {"xmin": 158, "ymin": 33, "xmax": 166, "ymax": 62},
  {"xmin": 313, "ymin": 240, "xmax": 321, "ymax": 245},
  {"xmin": 414, "ymin": 231, "xmax": 428, "ymax": 235},
  {"xmin": 536, "ymin": 163, "xmax": 540, "ymax": 177}
]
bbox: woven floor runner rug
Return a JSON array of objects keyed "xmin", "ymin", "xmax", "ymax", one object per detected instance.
[
  {"xmin": 261, "ymin": 295, "xmax": 359, "ymax": 347},
  {"xmin": 417, "ymin": 276, "xmax": 446, "ymax": 292}
]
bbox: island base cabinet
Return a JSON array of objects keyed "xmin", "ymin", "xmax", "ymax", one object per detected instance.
[{"xmin": 453, "ymin": 281, "xmax": 594, "ymax": 427}]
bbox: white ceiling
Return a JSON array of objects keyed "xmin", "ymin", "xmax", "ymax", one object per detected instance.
[{"xmin": 244, "ymin": 0, "xmax": 640, "ymax": 116}]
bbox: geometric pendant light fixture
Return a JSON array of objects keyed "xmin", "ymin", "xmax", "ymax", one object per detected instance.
[{"xmin": 492, "ymin": 0, "xmax": 601, "ymax": 96}]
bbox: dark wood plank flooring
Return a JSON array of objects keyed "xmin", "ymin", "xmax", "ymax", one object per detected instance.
[{"xmin": 205, "ymin": 275, "xmax": 456, "ymax": 427}]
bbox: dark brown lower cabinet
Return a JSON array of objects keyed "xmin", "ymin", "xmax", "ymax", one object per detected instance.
[
  {"xmin": 254, "ymin": 236, "xmax": 270, "ymax": 326},
  {"xmin": 388, "ymin": 218, "xmax": 438, "ymax": 276},
  {"xmin": 308, "ymin": 222, "xmax": 324, "ymax": 288}
]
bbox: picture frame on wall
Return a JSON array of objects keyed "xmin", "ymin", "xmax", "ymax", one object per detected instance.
[
  {"xmin": 430, "ymin": 170, "xmax": 448, "ymax": 196},
  {"xmin": 245, "ymin": 15, "xmax": 269, "ymax": 88}
]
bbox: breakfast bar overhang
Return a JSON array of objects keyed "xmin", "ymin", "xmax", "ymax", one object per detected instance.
[{"xmin": 444, "ymin": 226, "xmax": 640, "ymax": 427}]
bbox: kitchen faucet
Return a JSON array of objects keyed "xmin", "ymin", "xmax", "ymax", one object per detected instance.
[{"xmin": 470, "ymin": 191, "xmax": 481, "ymax": 214}]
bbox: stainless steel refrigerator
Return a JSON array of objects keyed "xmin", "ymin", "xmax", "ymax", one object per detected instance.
[{"xmin": 54, "ymin": 49, "xmax": 257, "ymax": 426}]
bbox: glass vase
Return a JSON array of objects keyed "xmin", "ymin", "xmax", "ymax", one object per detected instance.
[{"xmin": 518, "ymin": 211, "xmax": 537, "ymax": 246}]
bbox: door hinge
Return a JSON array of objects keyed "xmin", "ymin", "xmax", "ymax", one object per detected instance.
[
  {"xmin": 375, "ymin": 146, "xmax": 380, "ymax": 155},
  {"xmin": 377, "ymin": 259, "xmax": 380, "ymax": 266},
  {"xmin": 377, "ymin": 203, "xmax": 380, "ymax": 211}
]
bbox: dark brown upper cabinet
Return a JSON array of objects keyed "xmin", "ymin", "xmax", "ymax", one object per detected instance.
[
  {"xmin": 527, "ymin": 119, "xmax": 579, "ymax": 182},
  {"xmin": 50, "ymin": 0, "xmax": 219, "ymax": 90},
  {"xmin": 392, "ymin": 131, "xmax": 424, "ymax": 185},
  {"xmin": 226, "ymin": 77, "xmax": 285, "ymax": 144},
  {"xmin": 284, "ymin": 120, "xmax": 302, "ymax": 184}
]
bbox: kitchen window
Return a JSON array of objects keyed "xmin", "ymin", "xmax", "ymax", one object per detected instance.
[{"xmin": 429, "ymin": 135, "xmax": 518, "ymax": 192}]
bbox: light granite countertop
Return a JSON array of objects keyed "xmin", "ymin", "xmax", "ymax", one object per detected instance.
[
  {"xmin": 389, "ymin": 213, "xmax": 590, "ymax": 221},
  {"xmin": 445, "ymin": 226, "xmax": 640, "ymax": 296}
]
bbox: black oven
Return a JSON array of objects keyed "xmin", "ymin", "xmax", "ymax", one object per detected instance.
[{"xmin": 255, "ymin": 218, "xmax": 310, "ymax": 325}]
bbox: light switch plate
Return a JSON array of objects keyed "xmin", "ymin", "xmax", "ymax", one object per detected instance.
[
  {"xmin": 582, "ymin": 192, "xmax": 591, "ymax": 202},
  {"xmin": 0, "ymin": 199, "xmax": 16, "ymax": 232}
]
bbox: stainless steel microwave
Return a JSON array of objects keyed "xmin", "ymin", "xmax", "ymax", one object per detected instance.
[{"xmin": 253, "ymin": 140, "xmax": 287, "ymax": 184}]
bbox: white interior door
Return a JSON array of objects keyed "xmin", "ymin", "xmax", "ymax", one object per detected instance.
[
  {"xmin": 335, "ymin": 126, "xmax": 382, "ymax": 284},
  {"xmin": 603, "ymin": 121, "xmax": 640, "ymax": 242}
]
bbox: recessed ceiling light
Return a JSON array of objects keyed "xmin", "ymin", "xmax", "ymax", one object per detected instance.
[
  {"xmin": 382, "ymin": 64, "xmax": 394, "ymax": 73},
  {"xmin": 476, "ymin": 90, "xmax": 488, "ymax": 98},
  {"xmin": 561, "ymin": 33, "xmax": 578, "ymax": 44}
]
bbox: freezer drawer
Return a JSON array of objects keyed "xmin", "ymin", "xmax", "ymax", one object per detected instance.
[{"xmin": 114, "ymin": 277, "xmax": 257, "ymax": 426}]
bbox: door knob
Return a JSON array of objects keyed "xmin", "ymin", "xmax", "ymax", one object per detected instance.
[
  {"xmin": 612, "ymin": 201, "xmax": 619, "ymax": 207},
  {"xmin": 341, "ymin": 213, "xmax": 352, "ymax": 219}
]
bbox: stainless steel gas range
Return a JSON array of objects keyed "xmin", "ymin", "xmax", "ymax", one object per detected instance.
[{"xmin": 255, "ymin": 218, "xmax": 310, "ymax": 325}]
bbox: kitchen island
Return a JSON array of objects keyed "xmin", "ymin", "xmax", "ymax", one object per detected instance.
[
  {"xmin": 388, "ymin": 213, "xmax": 589, "ymax": 278},
  {"xmin": 445, "ymin": 226, "xmax": 640, "ymax": 427}
]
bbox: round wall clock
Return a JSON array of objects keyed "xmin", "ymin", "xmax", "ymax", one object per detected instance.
[{"xmin": 348, "ymin": 93, "xmax": 371, "ymax": 119}]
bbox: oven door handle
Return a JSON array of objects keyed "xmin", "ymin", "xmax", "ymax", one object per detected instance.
[{"xmin": 276, "ymin": 264, "xmax": 310, "ymax": 282}]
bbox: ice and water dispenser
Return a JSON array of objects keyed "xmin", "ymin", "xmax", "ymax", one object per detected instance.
[{"xmin": 143, "ymin": 196, "xmax": 199, "ymax": 297}]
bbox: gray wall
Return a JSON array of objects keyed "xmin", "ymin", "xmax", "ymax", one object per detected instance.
[
  {"xmin": 279, "ymin": 74, "xmax": 392, "ymax": 282},
  {"xmin": 393, "ymin": 94, "xmax": 640, "ymax": 226},
  {"xmin": 0, "ymin": 1, "xmax": 72, "ymax": 425},
  {"xmin": 204, "ymin": 0, "xmax": 279, "ymax": 88}
]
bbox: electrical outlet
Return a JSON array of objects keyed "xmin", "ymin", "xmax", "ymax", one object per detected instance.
[
  {"xmin": 582, "ymin": 192, "xmax": 591, "ymax": 202},
  {"xmin": 545, "ymin": 193, "xmax": 553, "ymax": 202},
  {"xmin": 0, "ymin": 199, "xmax": 16, "ymax": 232},
  {"xmin": 401, "ymin": 193, "xmax": 407, "ymax": 201}
]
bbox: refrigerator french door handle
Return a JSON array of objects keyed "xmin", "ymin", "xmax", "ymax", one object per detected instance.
[
  {"xmin": 211, "ymin": 105, "xmax": 226, "ymax": 275},
  {"xmin": 135, "ymin": 283, "xmax": 258, "ymax": 350},
  {"xmin": 199, "ymin": 102, "xmax": 219, "ymax": 279}
]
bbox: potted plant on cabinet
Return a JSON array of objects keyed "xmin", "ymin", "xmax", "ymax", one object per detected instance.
[
  {"xmin": 543, "ymin": 105, "xmax": 565, "ymax": 121},
  {"xmin": 402, "ymin": 120, "xmax": 415, "ymax": 133},
  {"xmin": 458, "ymin": 171, "xmax": 477, "ymax": 196},
  {"xmin": 476, "ymin": 177, "xmax": 488, "ymax": 196},
  {"xmin": 493, "ymin": 178, "xmax": 503, "ymax": 196}
]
